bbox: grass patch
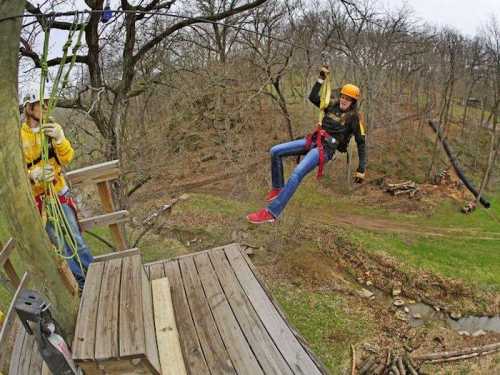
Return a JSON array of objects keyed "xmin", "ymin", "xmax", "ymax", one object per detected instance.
[
  {"xmin": 181, "ymin": 193, "xmax": 254, "ymax": 216},
  {"xmin": 350, "ymin": 230, "xmax": 500, "ymax": 292},
  {"xmin": 273, "ymin": 284, "xmax": 374, "ymax": 374},
  {"xmin": 411, "ymin": 192, "xmax": 500, "ymax": 233}
]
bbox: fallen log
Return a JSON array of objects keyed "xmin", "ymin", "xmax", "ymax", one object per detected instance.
[
  {"xmin": 403, "ymin": 356, "xmax": 419, "ymax": 375},
  {"xmin": 428, "ymin": 120, "xmax": 491, "ymax": 208},
  {"xmin": 359, "ymin": 357, "xmax": 375, "ymax": 374},
  {"xmin": 426, "ymin": 349, "xmax": 499, "ymax": 364},
  {"xmin": 397, "ymin": 357, "xmax": 406, "ymax": 375},
  {"xmin": 412, "ymin": 341, "xmax": 500, "ymax": 362}
]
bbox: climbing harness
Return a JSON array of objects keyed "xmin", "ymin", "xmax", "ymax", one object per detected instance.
[
  {"xmin": 305, "ymin": 127, "xmax": 332, "ymax": 179},
  {"xmin": 36, "ymin": 15, "xmax": 87, "ymax": 272}
]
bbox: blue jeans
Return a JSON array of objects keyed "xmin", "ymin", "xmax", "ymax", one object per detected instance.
[
  {"xmin": 45, "ymin": 194, "xmax": 94, "ymax": 288},
  {"xmin": 267, "ymin": 139, "xmax": 333, "ymax": 217}
]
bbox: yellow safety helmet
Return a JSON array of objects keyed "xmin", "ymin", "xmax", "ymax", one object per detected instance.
[{"xmin": 340, "ymin": 84, "xmax": 360, "ymax": 101}]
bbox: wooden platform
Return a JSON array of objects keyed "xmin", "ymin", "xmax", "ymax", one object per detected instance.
[
  {"xmin": 145, "ymin": 243, "xmax": 328, "ymax": 375},
  {"xmin": 72, "ymin": 253, "xmax": 160, "ymax": 374}
]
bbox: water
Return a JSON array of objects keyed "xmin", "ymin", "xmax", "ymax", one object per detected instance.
[{"xmin": 407, "ymin": 303, "xmax": 500, "ymax": 333}]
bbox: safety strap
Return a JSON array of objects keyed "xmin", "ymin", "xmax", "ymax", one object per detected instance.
[
  {"xmin": 318, "ymin": 71, "xmax": 331, "ymax": 122},
  {"xmin": 305, "ymin": 126, "xmax": 329, "ymax": 179}
]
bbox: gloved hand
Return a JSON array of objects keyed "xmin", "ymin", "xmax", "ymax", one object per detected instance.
[
  {"xmin": 319, "ymin": 65, "xmax": 330, "ymax": 80},
  {"xmin": 42, "ymin": 123, "xmax": 65, "ymax": 144},
  {"xmin": 30, "ymin": 165, "xmax": 55, "ymax": 183},
  {"xmin": 353, "ymin": 171, "xmax": 365, "ymax": 184}
]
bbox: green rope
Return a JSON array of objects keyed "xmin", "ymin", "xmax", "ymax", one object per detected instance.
[{"xmin": 37, "ymin": 15, "xmax": 87, "ymax": 276}]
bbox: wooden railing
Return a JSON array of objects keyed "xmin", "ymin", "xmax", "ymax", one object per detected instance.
[
  {"xmin": 66, "ymin": 160, "xmax": 128, "ymax": 251},
  {"xmin": 0, "ymin": 238, "xmax": 19, "ymax": 288}
]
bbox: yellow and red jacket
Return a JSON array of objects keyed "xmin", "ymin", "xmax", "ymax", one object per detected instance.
[{"xmin": 21, "ymin": 122, "xmax": 74, "ymax": 197}]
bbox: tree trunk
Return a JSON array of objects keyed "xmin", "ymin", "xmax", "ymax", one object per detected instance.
[{"xmin": 0, "ymin": 1, "xmax": 78, "ymax": 334}]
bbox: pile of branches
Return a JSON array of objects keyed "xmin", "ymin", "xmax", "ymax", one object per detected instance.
[
  {"xmin": 384, "ymin": 181, "xmax": 419, "ymax": 198},
  {"xmin": 354, "ymin": 342, "xmax": 500, "ymax": 374},
  {"xmin": 356, "ymin": 352, "xmax": 419, "ymax": 375}
]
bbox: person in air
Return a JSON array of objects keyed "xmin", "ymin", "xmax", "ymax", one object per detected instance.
[{"xmin": 247, "ymin": 66, "xmax": 367, "ymax": 224}]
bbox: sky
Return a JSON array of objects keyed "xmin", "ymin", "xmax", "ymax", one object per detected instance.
[
  {"xmin": 381, "ymin": 0, "xmax": 499, "ymax": 37},
  {"xmin": 20, "ymin": 0, "xmax": 500, "ymax": 96}
]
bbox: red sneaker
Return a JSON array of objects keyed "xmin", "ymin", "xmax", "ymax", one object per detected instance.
[
  {"xmin": 265, "ymin": 188, "xmax": 282, "ymax": 202},
  {"xmin": 247, "ymin": 208, "xmax": 275, "ymax": 224}
]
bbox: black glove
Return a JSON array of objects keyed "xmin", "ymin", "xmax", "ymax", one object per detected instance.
[{"xmin": 319, "ymin": 65, "xmax": 330, "ymax": 80}]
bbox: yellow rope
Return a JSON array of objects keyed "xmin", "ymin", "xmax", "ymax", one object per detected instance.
[{"xmin": 318, "ymin": 71, "xmax": 331, "ymax": 123}]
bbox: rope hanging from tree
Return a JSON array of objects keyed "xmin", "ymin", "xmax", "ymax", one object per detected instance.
[{"xmin": 37, "ymin": 15, "xmax": 87, "ymax": 274}]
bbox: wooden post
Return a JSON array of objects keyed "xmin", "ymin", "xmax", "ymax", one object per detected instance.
[
  {"xmin": 0, "ymin": 238, "xmax": 21, "ymax": 288},
  {"xmin": 0, "ymin": 1, "xmax": 78, "ymax": 334},
  {"xmin": 97, "ymin": 181, "xmax": 127, "ymax": 250}
]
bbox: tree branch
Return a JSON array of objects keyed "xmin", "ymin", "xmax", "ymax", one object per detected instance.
[
  {"xmin": 25, "ymin": 1, "xmax": 86, "ymax": 30},
  {"xmin": 132, "ymin": 0, "xmax": 268, "ymax": 65},
  {"xmin": 20, "ymin": 46, "xmax": 88, "ymax": 67}
]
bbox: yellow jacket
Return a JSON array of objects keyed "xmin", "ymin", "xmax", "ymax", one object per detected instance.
[{"xmin": 21, "ymin": 122, "xmax": 74, "ymax": 197}]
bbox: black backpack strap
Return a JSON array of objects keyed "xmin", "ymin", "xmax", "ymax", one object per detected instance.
[{"xmin": 26, "ymin": 143, "xmax": 61, "ymax": 168}]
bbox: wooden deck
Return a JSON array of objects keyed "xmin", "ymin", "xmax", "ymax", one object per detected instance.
[{"xmin": 144, "ymin": 243, "xmax": 328, "ymax": 375}]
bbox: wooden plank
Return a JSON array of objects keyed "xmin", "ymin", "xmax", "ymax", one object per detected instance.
[
  {"xmin": 238, "ymin": 249, "xmax": 331, "ymax": 375},
  {"xmin": 4, "ymin": 259, "xmax": 20, "ymax": 288},
  {"xmin": 96, "ymin": 181, "xmax": 128, "ymax": 250},
  {"xmin": 225, "ymin": 245, "xmax": 323, "ymax": 375},
  {"xmin": 41, "ymin": 362, "xmax": 52, "ymax": 375},
  {"xmin": 79, "ymin": 210, "xmax": 130, "ymax": 231},
  {"xmin": 0, "ymin": 318, "xmax": 20, "ymax": 374},
  {"xmin": 0, "ymin": 238, "xmax": 20, "ymax": 288},
  {"xmin": 18, "ymin": 330, "xmax": 35, "ymax": 375},
  {"xmin": 194, "ymin": 252, "xmax": 263, "ymax": 375},
  {"xmin": 148, "ymin": 262, "xmax": 165, "ymax": 280},
  {"xmin": 0, "ymin": 273, "xmax": 27, "ymax": 341},
  {"xmin": 119, "ymin": 255, "xmax": 146, "ymax": 359},
  {"xmin": 242, "ymin": 248, "xmax": 330, "ymax": 375},
  {"xmin": 0, "ymin": 272, "xmax": 29, "ymax": 350},
  {"xmin": 93, "ymin": 248, "xmax": 140, "ymax": 263},
  {"xmin": 8, "ymin": 328, "xmax": 26, "ymax": 375},
  {"xmin": 141, "ymin": 267, "xmax": 161, "ymax": 374},
  {"xmin": 163, "ymin": 261, "xmax": 210, "ymax": 375},
  {"xmin": 95, "ymin": 258, "xmax": 122, "ymax": 361},
  {"xmin": 97, "ymin": 358, "xmax": 150, "ymax": 374},
  {"xmin": 152, "ymin": 277, "xmax": 188, "ymax": 375},
  {"xmin": 0, "ymin": 238, "xmax": 15, "ymax": 266},
  {"xmin": 73, "ymin": 262, "xmax": 105, "ymax": 361},
  {"xmin": 76, "ymin": 361, "xmax": 101, "ymax": 375},
  {"xmin": 28, "ymin": 339, "xmax": 43, "ymax": 375},
  {"xmin": 55, "ymin": 257, "xmax": 79, "ymax": 296},
  {"xmin": 209, "ymin": 249, "xmax": 293, "ymax": 375},
  {"xmin": 179, "ymin": 256, "xmax": 236, "ymax": 374},
  {"xmin": 65, "ymin": 160, "xmax": 120, "ymax": 187}
]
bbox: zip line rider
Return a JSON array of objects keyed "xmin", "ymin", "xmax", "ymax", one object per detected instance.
[
  {"xmin": 247, "ymin": 66, "xmax": 367, "ymax": 224},
  {"xmin": 21, "ymin": 93, "xmax": 94, "ymax": 290}
]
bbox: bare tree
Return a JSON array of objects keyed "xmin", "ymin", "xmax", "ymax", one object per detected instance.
[{"xmin": 21, "ymin": 0, "xmax": 268, "ymax": 205}]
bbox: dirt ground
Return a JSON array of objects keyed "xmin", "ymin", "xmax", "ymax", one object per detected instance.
[{"xmin": 127, "ymin": 162, "xmax": 500, "ymax": 374}]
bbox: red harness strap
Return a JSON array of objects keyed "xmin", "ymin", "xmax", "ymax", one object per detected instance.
[{"xmin": 305, "ymin": 125, "xmax": 329, "ymax": 179}]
